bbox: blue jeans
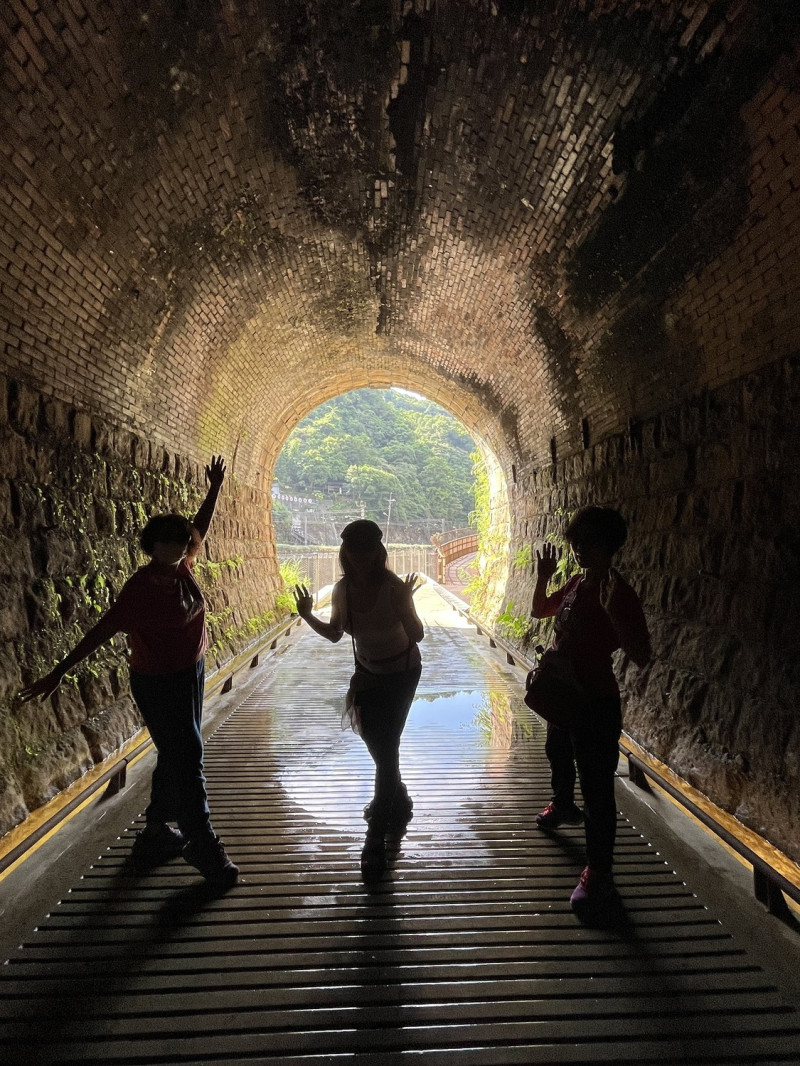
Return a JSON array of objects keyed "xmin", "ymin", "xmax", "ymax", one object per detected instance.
[{"xmin": 129, "ymin": 659, "xmax": 212, "ymax": 840}]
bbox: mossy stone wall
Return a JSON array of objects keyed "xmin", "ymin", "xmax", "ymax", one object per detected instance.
[{"xmin": 0, "ymin": 371, "xmax": 280, "ymax": 835}]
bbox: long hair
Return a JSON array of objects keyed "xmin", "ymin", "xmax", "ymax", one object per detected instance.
[{"xmin": 338, "ymin": 541, "xmax": 389, "ymax": 583}]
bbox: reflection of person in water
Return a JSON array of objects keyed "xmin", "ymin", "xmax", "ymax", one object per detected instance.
[
  {"xmin": 293, "ymin": 519, "xmax": 423, "ymax": 876},
  {"xmin": 531, "ymin": 506, "xmax": 650, "ymax": 914},
  {"xmin": 19, "ymin": 456, "xmax": 239, "ymax": 892}
]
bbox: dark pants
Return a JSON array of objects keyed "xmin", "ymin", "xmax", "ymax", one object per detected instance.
[
  {"xmin": 546, "ymin": 695, "xmax": 622, "ymax": 875},
  {"xmin": 357, "ymin": 663, "xmax": 422, "ymax": 827},
  {"xmin": 129, "ymin": 659, "xmax": 212, "ymax": 841}
]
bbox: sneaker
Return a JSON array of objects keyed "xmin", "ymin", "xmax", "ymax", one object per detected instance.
[
  {"xmin": 130, "ymin": 823, "xmax": 186, "ymax": 870},
  {"xmin": 183, "ymin": 833, "xmax": 239, "ymax": 890},
  {"xmin": 536, "ymin": 801, "xmax": 583, "ymax": 829},
  {"xmin": 570, "ymin": 866, "xmax": 615, "ymax": 909}
]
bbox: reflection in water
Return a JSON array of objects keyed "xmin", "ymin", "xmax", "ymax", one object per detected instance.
[
  {"xmin": 278, "ymin": 686, "xmax": 534, "ymax": 830},
  {"xmin": 472, "ymin": 690, "xmax": 533, "ymax": 747},
  {"xmin": 407, "ymin": 688, "xmax": 530, "ymax": 747}
]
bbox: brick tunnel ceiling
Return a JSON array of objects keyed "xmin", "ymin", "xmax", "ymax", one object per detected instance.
[{"xmin": 4, "ymin": 0, "xmax": 798, "ymax": 483}]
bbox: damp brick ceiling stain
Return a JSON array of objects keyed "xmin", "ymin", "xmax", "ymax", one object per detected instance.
[{"xmin": 0, "ymin": 0, "xmax": 797, "ymax": 482}]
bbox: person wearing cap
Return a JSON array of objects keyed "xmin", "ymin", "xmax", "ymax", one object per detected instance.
[{"xmin": 293, "ymin": 519, "xmax": 424, "ymax": 873}]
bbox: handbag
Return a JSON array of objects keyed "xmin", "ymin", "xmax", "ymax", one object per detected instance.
[
  {"xmin": 524, "ymin": 581, "xmax": 588, "ymax": 729},
  {"xmin": 524, "ymin": 646, "xmax": 588, "ymax": 728}
]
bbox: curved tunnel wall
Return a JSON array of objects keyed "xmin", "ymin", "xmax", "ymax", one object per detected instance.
[{"xmin": 2, "ymin": 1, "xmax": 800, "ymax": 861}]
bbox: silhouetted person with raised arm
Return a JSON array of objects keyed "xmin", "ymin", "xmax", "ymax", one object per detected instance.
[
  {"xmin": 293, "ymin": 519, "xmax": 423, "ymax": 876},
  {"xmin": 531, "ymin": 506, "xmax": 650, "ymax": 915},
  {"xmin": 20, "ymin": 455, "xmax": 239, "ymax": 892}
]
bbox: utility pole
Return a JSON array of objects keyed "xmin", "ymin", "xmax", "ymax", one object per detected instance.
[{"xmin": 384, "ymin": 494, "xmax": 394, "ymax": 551}]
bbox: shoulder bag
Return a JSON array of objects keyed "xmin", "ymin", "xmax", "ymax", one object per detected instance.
[{"xmin": 524, "ymin": 582, "xmax": 588, "ymax": 729}]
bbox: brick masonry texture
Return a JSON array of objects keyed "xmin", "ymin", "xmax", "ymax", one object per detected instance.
[
  {"xmin": 1, "ymin": 2, "xmax": 800, "ymax": 857},
  {"xmin": 506, "ymin": 355, "xmax": 800, "ymax": 859}
]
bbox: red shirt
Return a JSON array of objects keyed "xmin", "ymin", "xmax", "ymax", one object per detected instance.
[
  {"xmin": 549, "ymin": 572, "xmax": 649, "ymax": 698},
  {"xmin": 105, "ymin": 559, "xmax": 207, "ymax": 674}
]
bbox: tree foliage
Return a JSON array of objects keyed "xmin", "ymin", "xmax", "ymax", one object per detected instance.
[{"xmin": 274, "ymin": 389, "xmax": 476, "ymax": 526}]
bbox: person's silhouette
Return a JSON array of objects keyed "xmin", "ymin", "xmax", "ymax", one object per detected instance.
[
  {"xmin": 294, "ymin": 520, "xmax": 423, "ymax": 877},
  {"xmin": 531, "ymin": 506, "xmax": 651, "ymax": 915}
]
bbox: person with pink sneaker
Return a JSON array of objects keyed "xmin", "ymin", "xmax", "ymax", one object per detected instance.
[
  {"xmin": 19, "ymin": 456, "xmax": 238, "ymax": 893},
  {"xmin": 530, "ymin": 506, "xmax": 651, "ymax": 914}
]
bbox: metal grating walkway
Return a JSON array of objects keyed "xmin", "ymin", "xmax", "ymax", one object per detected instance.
[{"xmin": 2, "ymin": 586, "xmax": 800, "ymax": 1065}]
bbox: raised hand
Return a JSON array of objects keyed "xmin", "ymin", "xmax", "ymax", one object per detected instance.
[
  {"xmin": 19, "ymin": 668, "xmax": 64, "ymax": 704},
  {"xmin": 535, "ymin": 542, "xmax": 558, "ymax": 582},
  {"xmin": 205, "ymin": 455, "xmax": 226, "ymax": 490},
  {"xmin": 402, "ymin": 573, "xmax": 421, "ymax": 597},
  {"xmin": 292, "ymin": 584, "xmax": 314, "ymax": 618}
]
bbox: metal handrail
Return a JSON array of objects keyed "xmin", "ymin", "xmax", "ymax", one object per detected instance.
[
  {"xmin": 623, "ymin": 749, "xmax": 800, "ymax": 919},
  {"xmin": 434, "ymin": 579, "xmax": 800, "ymax": 923}
]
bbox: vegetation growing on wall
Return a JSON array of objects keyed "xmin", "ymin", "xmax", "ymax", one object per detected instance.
[
  {"xmin": 463, "ymin": 450, "xmax": 507, "ymax": 618},
  {"xmin": 495, "ymin": 601, "xmax": 532, "ymax": 642},
  {"xmin": 493, "ymin": 510, "xmax": 581, "ymax": 649},
  {"xmin": 200, "ymin": 558, "xmax": 306, "ymax": 664},
  {"xmin": 0, "ymin": 377, "xmax": 282, "ymax": 837}
]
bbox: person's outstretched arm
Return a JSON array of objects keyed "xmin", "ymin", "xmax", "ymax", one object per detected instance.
[
  {"xmin": 190, "ymin": 455, "xmax": 226, "ymax": 551},
  {"xmin": 19, "ymin": 612, "xmax": 122, "ymax": 703},
  {"xmin": 293, "ymin": 584, "xmax": 344, "ymax": 643}
]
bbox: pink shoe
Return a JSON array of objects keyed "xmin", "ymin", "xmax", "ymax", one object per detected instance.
[
  {"xmin": 536, "ymin": 801, "xmax": 582, "ymax": 829},
  {"xmin": 570, "ymin": 866, "xmax": 614, "ymax": 908}
]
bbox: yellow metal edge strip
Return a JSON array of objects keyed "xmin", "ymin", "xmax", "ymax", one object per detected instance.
[{"xmin": 619, "ymin": 732, "xmax": 800, "ymax": 894}]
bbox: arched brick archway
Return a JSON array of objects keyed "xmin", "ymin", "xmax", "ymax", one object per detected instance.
[
  {"xmin": 265, "ymin": 367, "xmax": 513, "ymax": 617},
  {"xmin": 2, "ymin": 1, "xmax": 800, "ymax": 861}
]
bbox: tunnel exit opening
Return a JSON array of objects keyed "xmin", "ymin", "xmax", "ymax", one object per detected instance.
[{"xmin": 265, "ymin": 384, "xmax": 511, "ymax": 618}]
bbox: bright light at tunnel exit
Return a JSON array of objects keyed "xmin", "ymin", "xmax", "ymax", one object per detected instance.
[
  {"xmin": 270, "ymin": 386, "xmax": 511, "ymax": 619},
  {"xmin": 390, "ymin": 386, "xmax": 427, "ymax": 401}
]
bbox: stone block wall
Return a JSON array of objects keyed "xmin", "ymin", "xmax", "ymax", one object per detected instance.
[
  {"xmin": 0, "ymin": 370, "xmax": 280, "ymax": 836},
  {"xmin": 503, "ymin": 354, "xmax": 800, "ymax": 863}
]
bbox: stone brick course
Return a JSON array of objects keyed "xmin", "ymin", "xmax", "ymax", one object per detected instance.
[{"xmin": 507, "ymin": 355, "xmax": 800, "ymax": 859}]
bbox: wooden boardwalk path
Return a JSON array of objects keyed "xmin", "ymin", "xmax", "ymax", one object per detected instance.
[{"xmin": 2, "ymin": 586, "xmax": 800, "ymax": 1064}]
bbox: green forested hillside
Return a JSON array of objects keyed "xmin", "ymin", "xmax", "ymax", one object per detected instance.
[{"xmin": 274, "ymin": 389, "xmax": 476, "ymax": 526}]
